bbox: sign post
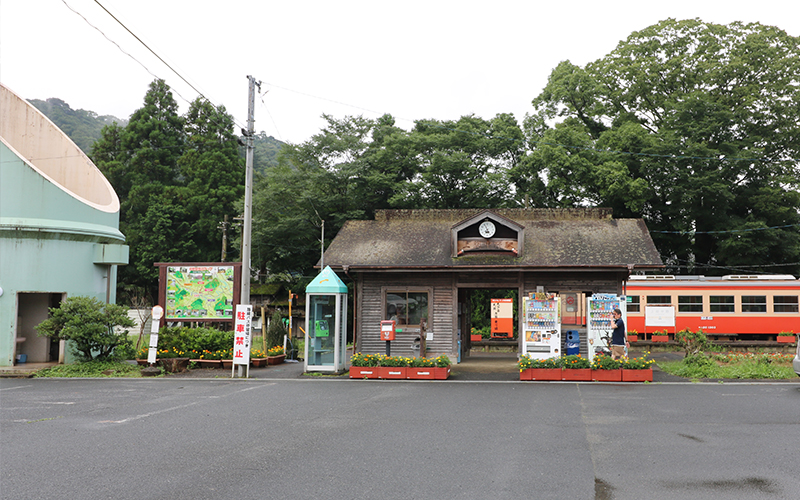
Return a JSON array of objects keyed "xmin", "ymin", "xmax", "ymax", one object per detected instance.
[
  {"xmin": 147, "ymin": 305, "xmax": 164, "ymax": 365},
  {"xmin": 232, "ymin": 304, "xmax": 253, "ymax": 378}
]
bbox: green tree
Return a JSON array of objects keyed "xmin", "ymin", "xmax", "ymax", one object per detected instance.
[
  {"xmin": 34, "ymin": 296, "xmax": 135, "ymax": 362},
  {"xmin": 526, "ymin": 19, "xmax": 800, "ymax": 274}
]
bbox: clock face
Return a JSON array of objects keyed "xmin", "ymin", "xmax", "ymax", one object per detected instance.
[{"xmin": 479, "ymin": 220, "xmax": 496, "ymax": 238}]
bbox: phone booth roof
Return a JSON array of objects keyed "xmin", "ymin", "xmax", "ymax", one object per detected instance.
[{"xmin": 305, "ymin": 266, "xmax": 348, "ymax": 294}]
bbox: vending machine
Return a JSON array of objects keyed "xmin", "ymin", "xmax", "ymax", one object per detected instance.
[
  {"xmin": 522, "ymin": 293, "xmax": 561, "ymax": 359},
  {"xmin": 586, "ymin": 294, "xmax": 627, "ymax": 361}
]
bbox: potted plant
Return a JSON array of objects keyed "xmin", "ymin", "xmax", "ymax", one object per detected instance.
[
  {"xmin": 378, "ymin": 355, "xmax": 409, "ymax": 379},
  {"xmin": 220, "ymin": 349, "xmax": 234, "ymax": 369},
  {"xmin": 408, "ymin": 357, "xmax": 436, "ymax": 379},
  {"xmin": 518, "ymin": 355, "xmax": 561, "ymax": 381},
  {"xmin": 651, "ymin": 330, "xmax": 669, "ymax": 342},
  {"xmin": 470, "ymin": 327, "xmax": 483, "ymax": 342},
  {"xmin": 561, "ymin": 354, "xmax": 591, "ymax": 381},
  {"xmin": 777, "ymin": 331, "xmax": 796, "ymax": 343},
  {"xmin": 433, "ymin": 354, "xmax": 451, "ymax": 380},
  {"xmin": 250, "ymin": 348, "xmax": 267, "ymax": 367},
  {"xmin": 349, "ymin": 352, "xmax": 380, "ymax": 379},
  {"xmin": 196, "ymin": 349, "xmax": 223, "ymax": 368},
  {"xmin": 628, "ymin": 330, "xmax": 638, "ymax": 342},
  {"xmin": 591, "ymin": 354, "xmax": 622, "ymax": 382},
  {"xmin": 267, "ymin": 346, "xmax": 286, "ymax": 365},
  {"xmin": 136, "ymin": 346, "xmax": 150, "ymax": 365},
  {"xmin": 621, "ymin": 353, "xmax": 655, "ymax": 382}
]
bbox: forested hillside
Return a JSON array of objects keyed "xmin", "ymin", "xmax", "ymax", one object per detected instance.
[{"xmin": 29, "ymin": 98, "xmax": 127, "ymax": 155}]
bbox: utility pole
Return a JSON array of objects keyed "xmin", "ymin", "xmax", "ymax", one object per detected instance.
[
  {"xmin": 241, "ymin": 75, "xmax": 259, "ymax": 306},
  {"xmin": 218, "ymin": 215, "xmax": 229, "ymax": 262}
]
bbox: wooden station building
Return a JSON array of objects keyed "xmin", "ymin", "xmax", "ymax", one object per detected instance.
[{"xmin": 321, "ymin": 208, "xmax": 663, "ymax": 361}]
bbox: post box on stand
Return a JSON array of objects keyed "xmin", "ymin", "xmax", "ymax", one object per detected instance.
[{"xmin": 381, "ymin": 320, "xmax": 396, "ymax": 355}]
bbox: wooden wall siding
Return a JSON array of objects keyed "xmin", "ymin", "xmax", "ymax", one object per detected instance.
[{"xmin": 357, "ymin": 272, "xmax": 456, "ymax": 357}]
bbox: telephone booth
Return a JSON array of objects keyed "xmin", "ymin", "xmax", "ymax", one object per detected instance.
[{"xmin": 304, "ymin": 266, "xmax": 348, "ymax": 373}]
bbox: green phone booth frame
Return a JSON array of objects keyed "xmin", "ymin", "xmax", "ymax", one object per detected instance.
[{"xmin": 304, "ymin": 266, "xmax": 348, "ymax": 373}]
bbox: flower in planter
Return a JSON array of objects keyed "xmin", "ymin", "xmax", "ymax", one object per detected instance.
[
  {"xmin": 591, "ymin": 354, "xmax": 622, "ymax": 370},
  {"xmin": 267, "ymin": 346, "xmax": 285, "ymax": 357},
  {"xmin": 562, "ymin": 354, "xmax": 591, "ymax": 369},
  {"xmin": 410, "ymin": 357, "xmax": 436, "ymax": 367},
  {"xmin": 518, "ymin": 355, "xmax": 561, "ymax": 371},
  {"xmin": 200, "ymin": 349, "xmax": 224, "ymax": 360},
  {"xmin": 136, "ymin": 346, "xmax": 149, "ymax": 360},
  {"xmin": 433, "ymin": 354, "xmax": 451, "ymax": 367},
  {"xmin": 621, "ymin": 352, "xmax": 655, "ymax": 370},
  {"xmin": 379, "ymin": 355, "xmax": 410, "ymax": 367},
  {"xmin": 157, "ymin": 347, "xmax": 189, "ymax": 359},
  {"xmin": 220, "ymin": 348, "xmax": 233, "ymax": 360},
  {"xmin": 250, "ymin": 348, "xmax": 266, "ymax": 359},
  {"xmin": 351, "ymin": 353, "xmax": 380, "ymax": 367}
]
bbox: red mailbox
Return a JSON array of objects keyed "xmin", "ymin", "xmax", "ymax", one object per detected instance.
[{"xmin": 380, "ymin": 320, "xmax": 396, "ymax": 341}]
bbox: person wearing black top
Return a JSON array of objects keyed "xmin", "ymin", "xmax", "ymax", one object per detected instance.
[{"xmin": 610, "ymin": 308, "xmax": 628, "ymax": 360}]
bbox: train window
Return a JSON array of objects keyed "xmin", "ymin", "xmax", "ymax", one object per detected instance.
[
  {"xmin": 678, "ymin": 295, "xmax": 703, "ymax": 312},
  {"xmin": 647, "ymin": 295, "xmax": 671, "ymax": 304},
  {"xmin": 709, "ymin": 295, "xmax": 734, "ymax": 312},
  {"xmin": 773, "ymin": 296, "xmax": 799, "ymax": 313},
  {"xmin": 628, "ymin": 295, "xmax": 640, "ymax": 313},
  {"xmin": 741, "ymin": 295, "xmax": 767, "ymax": 313}
]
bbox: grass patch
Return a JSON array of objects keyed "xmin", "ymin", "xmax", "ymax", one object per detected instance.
[
  {"xmin": 658, "ymin": 352, "xmax": 797, "ymax": 380},
  {"xmin": 34, "ymin": 361, "xmax": 149, "ymax": 378}
]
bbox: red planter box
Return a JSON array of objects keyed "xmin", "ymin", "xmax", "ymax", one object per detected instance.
[
  {"xmin": 651, "ymin": 335, "xmax": 669, "ymax": 342},
  {"xmin": 408, "ymin": 367, "xmax": 435, "ymax": 380},
  {"xmin": 592, "ymin": 369, "xmax": 622, "ymax": 382},
  {"xmin": 519, "ymin": 369, "xmax": 533, "ymax": 381},
  {"xmin": 434, "ymin": 366, "xmax": 450, "ymax": 380},
  {"xmin": 562, "ymin": 368, "xmax": 591, "ymax": 381},
  {"xmin": 529, "ymin": 368, "xmax": 562, "ymax": 381},
  {"xmin": 777, "ymin": 336, "xmax": 796, "ymax": 343},
  {"xmin": 622, "ymin": 368, "xmax": 653, "ymax": 382},
  {"xmin": 628, "ymin": 335, "xmax": 638, "ymax": 342},
  {"xmin": 350, "ymin": 366, "xmax": 379, "ymax": 379},
  {"xmin": 470, "ymin": 334, "xmax": 483, "ymax": 342},
  {"xmin": 379, "ymin": 367, "xmax": 408, "ymax": 379}
]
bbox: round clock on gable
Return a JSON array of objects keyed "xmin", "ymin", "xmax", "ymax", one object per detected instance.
[{"xmin": 479, "ymin": 220, "xmax": 496, "ymax": 238}]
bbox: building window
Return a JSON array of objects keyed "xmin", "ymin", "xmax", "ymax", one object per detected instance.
[
  {"xmin": 709, "ymin": 295, "xmax": 735, "ymax": 312},
  {"xmin": 774, "ymin": 296, "xmax": 799, "ymax": 313},
  {"xmin": 386, "ymin": 291, "xmax": 429, "ymax": 325},
  {"xmin": 647, "ymin": 295, "xmax": 671, "ymax": 305},
  {"xmin": 627, "ymin": 295, "xmax": 640, "ymax": 313},
  {"xmin": 678, "ymin": 295, "xmax": 703, "ymax": 313},
  {"xmin": 741, "ymin": 295, "xmax": 767, "ymax": 313}
]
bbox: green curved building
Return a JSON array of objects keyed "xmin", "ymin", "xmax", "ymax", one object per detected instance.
[{"xmin": 0, "ymin": 83, "xmax": 128, "ymax": 366}]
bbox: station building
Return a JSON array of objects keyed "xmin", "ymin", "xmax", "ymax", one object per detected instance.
[{"xmin": 321, "ymin": 208, "xmax": 663, "ymax": 361}]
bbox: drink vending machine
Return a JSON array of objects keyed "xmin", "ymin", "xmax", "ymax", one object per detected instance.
[
  {"xmin": 522, "ymin": 293, "xmax": 561, "ymax": 360},
  {"xmin": 586, "ymin": 293, "xmax": 627, "ymax": 361}
]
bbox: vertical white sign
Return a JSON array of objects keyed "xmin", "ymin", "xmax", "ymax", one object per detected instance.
[{"xmin": 233, "ymin": 304, "xmax": 252, "ymax": 366}]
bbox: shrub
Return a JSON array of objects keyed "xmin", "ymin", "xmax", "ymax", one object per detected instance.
[
  {"xmin": 266, "ymin": 310, "xmax": 288, "ymax": 348},
  {"xmin": 34, "ymin": 296, "xmax": 135, "ymax": 362},
  {"xmin": 675, "ymin": 328, "xmax": 713, "ymax": 357}
]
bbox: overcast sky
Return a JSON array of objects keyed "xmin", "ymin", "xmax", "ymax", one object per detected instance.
[{"xmin": 2, "ymin": 0, "xmax": 799, "ymax": 145}]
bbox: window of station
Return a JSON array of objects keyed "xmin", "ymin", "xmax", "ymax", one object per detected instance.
[
  {"xmin": 709, "ymin": 295, "xmax": 735, "ymax": 312},
  {"xmin": 741, "ymin": 295, "xmax": 767, "ymax": 313},
  {"xmin": 773, "ymin": 296, "xmax": 799, "ymax": 313},
  {"xmin": 646, "ymin": 295, "xmax": 671, "ymax": 305},
  {"xmin": 385, "ymin": 291, "xmax": 429, "ymax": 325},
  {"xmin": 678, "ymin": 295, "xmax": 703, "ymax": 313},
  {"xmin": 627, "ymin": 295, "xmax": 640, "ymax": 313}
]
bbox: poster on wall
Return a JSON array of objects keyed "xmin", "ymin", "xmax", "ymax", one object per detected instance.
[{"xmin": 164, "ymin": 265, "xmax": 235, "ymax": 320}]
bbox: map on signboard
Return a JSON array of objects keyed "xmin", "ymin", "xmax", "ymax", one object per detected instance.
[{"xmin": 165, "ymin": 266, "xmax": 235, "ymax": 319}]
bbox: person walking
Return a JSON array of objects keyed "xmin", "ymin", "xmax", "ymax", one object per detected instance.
[{"xmin": 610, "ymin": 308, "xmax": 628, "ymax": 360}]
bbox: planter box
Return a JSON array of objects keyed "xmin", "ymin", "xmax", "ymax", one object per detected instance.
[
  {"xmin": 193, "ymin": 359, "xmax": 222, "ymax": 369},
  {"xmin": 530, "ymin": 368, "xmax": 562, "ymax": 381},
  {"xmin": 651, "ymin": 335, "xmax": 669, "ymax": 342},
  {"xmin": 350, "ymin": 366, "xmax": 379, "ymax": 379},
  {"xmin": 628, "ymin": 335, "xmax": 638, "ymax": 342},
  {"xmin": 221, "ymin": 360, "xmax": 233, "ymax": 369},
  {"xmin": 379, "ymin": 367, "xmax": 408, "ymax": 379},
  {"xmin": 267, "ymin": 354, "xmax": 286, "ymax": 365},
  {"xmin": 470, "ymin": 334, "xmax": 483, "ymax": 342},
  {"xmin": 408, "ymin": 367, "xmax": 435, "ymax": 380},
  {"xmin": 562, "ymin": 368, "xmax": 591, "ymax": 381},
  {"xmin": 592, "ymin": 369, "xmax": 622, "ymax": 382},
  {"xmin": 434, "ymin": 366, "xmax": 450, "ymax": 380},
  {"xmin": 519, "ymin": 369, "xmax": 533, "ymax": 381},
  {"xmin": 251, "ymin": 358, "xmax": 267, "ymax": 368},
  {"xmin": 622, "ymin": 368, "xmax": 653, "ymax": 382},
  {"xmin": 777, "ymin": 336, "xmax": 796, "ymax": 343}
]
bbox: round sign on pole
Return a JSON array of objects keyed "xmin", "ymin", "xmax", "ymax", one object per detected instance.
[{"xmin": 152, "ymin": 305, "xmax": 164, "ymax": 321}]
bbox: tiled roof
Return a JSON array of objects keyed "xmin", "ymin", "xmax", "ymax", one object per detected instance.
[{"xmin": 322, "ymin": 208, "xmax": 663, "ymax": 270}]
